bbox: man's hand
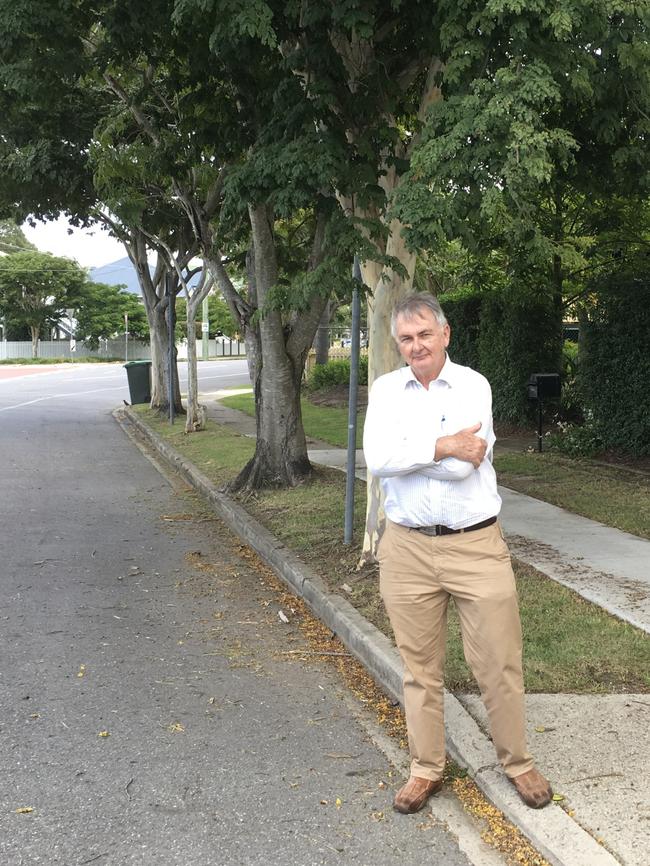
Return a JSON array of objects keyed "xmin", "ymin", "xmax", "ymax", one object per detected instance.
[{"xmin": 435, "ymin": 422, "xmax": 487, "ymax": 469}]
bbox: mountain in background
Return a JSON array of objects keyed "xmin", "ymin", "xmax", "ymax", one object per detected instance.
[
  {"xmin": 89, "ymin": 256, "xmax": 203, "ymax": 295},
  {"xmin": 89, "ymin": 256, "xmax": 146, "ymax": 295}
]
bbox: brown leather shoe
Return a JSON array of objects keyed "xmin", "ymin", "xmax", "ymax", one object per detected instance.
[
  {"xmin": 393, "ymin": 776, "xmax": 443, "ymax": 814},
  {"xmin": 509, "ymin": 767, "xmax": 553, "ymax": 809}
]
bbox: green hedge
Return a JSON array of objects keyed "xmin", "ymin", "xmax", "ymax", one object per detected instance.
[
  {"xmin": 440, "ymin": 291, "xmax": 482, "ymax": 370},
  {"xmin": 444, "ymin": 291, "xmax": 561, "ymax": 424},
  {"xmin": 579, "ymin": 272, "xmax": 650, "ymax": 457},
  {"xmin": 306, "ymin": 354, "xmax": 368, "ymax": 390}
]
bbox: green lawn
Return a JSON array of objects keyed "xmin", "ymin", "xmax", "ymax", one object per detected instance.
[
  {"xmin": 221, "ymin": 391, "xmax": 365, "ymax": 449},
  {"xmin": 494, "ymin": 452, "xmax": 650, "ymax": 540}
]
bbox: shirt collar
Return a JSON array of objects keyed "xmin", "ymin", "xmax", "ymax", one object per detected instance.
[{"xmin": 403, "ymin": 354, "xmax": 457, "ymax": 389}]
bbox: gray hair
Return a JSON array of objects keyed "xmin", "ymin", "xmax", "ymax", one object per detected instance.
[{"xmin": 390, "ymin": 293, "xmax": 448, "ymax": 338}]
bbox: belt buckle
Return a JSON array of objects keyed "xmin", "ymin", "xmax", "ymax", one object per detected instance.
[{"xmin": 419, "ymin": 524, "xmax": 443, "ymax": 536}]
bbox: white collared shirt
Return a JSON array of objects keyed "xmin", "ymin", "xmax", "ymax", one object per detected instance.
[{"xmin": 363, "ymin": 356, "xmax": 502, "ymax": 529}]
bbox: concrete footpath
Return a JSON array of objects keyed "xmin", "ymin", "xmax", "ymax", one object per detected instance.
[{"xmin": 123, "ymin": 396, "xmax": 650, "ymax": 866}]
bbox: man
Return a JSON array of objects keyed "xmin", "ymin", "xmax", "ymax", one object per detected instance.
[{"xmin": 363, "ymin": 293, "xmax": 552, "ymax": 814}]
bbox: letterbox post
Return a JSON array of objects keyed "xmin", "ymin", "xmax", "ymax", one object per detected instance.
[{"xmin": 527, "ymin": 373, "xmax": 561, "ymax": 453}]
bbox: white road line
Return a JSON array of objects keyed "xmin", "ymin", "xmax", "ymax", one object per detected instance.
[
  {"xmin": 0, "ymin": 386, "xmax": 125, "ymax": 412},
  {"xmin": 187, "ymin": 373, "xmax": 249, "ymax": 382}
]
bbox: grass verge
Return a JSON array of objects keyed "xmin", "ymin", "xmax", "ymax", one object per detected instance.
[
  {"xmin": 494, "ymin": 451, "xmax": 650, "ymax": 540},
  {"xmin": 221, "ymin": 391, "xmax": 365, "ymax": 449},
  {"xmin": 132, "ymin": 405, "xmax": 650, "ymax": 695}
]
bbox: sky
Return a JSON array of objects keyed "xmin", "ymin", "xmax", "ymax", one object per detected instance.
[{"xmin": 21, "ymin": 214, "xmax": 127, "ymax": 269}]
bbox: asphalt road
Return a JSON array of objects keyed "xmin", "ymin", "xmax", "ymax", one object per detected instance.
[{"xmin": 0, "ymin": 362, "xmax": 495, "ymax": 866}]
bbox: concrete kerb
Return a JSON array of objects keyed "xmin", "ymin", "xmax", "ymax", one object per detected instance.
[{"xmin": 119, "ymin": 407, "xmax": 619, "ymax": 866}]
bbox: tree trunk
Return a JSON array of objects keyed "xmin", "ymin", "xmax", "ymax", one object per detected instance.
[
  {"xmin": 231, "ymin": 348, "xmax": 311, "ymax": 490},
  {"xmin": 146, "ymin": 299, "xmax": 183, "ymax": 415},
  {"xmin": 314, "ymin": 300, "xmax": 331, "ymax": 365},
  {"xmin": 201, "ymin": 192, "xmax": 330, "ymax": 492},
  {"xmin": 366, "ymin": 221, "xmax": 415, "ymax": 385},
  {"xmin": 360, "ymin": 216, "xmax": 416, "ymax": 565},
  {"xmin": 30, "ymin": 326, "xmax": 39, "ymax": 359},
  {"xmin": 357, "ymin": 59, "xmax": 443, "ymax": 563},
  {"xmin": 184, "ymin": 312, "xmax": 205, "ymax": 432},
  {"xmin": 122, "ymin": 230, "xmax": 185, "ymax": 414},
  {"xmin": 184, "ymin": 273, "xmax": 213, "ymax": 433},
  {"xmin": 228, "ymin": 204, "xmax": 313, "ymax": 491}
]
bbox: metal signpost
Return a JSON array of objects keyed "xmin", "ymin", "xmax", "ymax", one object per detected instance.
[
  {"xmin": 166, "ymin": 274, "xmax": 176, "ymax": 425},
  {"xmin": 344, "ymin": 256, "xmax": 362, "ymax": 545},
  {"xmin": 201, "ymin": 296, "xmax": 210, "ymax": 361},
  {"xmin": 66, "ymin": 308, "xmax": 76, "ymax": 362}
]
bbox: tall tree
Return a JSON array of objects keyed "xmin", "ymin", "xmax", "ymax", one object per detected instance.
[
  {"xmin": 94, "ymin": 0, "xmax": 360, "ymax": 487},
  {"xmin": 73, "ymin": 280, "xmax": 149, "ymax": 349},
  {"xmin": 0, "ymin": 220, "xmax": 36, "ymax": 255},
  {"xmin": 171, "ymin": 0, "xmax": 445, "ymax": 499},
  {"xmin": 257, "ymin": 0, "xmax": 650, "ymax": 555},
  {"xmin": 392, "ymin": 1, "xmax": 650, "ymax": 322},
  {"xmin": 0, "ymin": 0, "xmax": 186, "ymax": 411},
  {"xmin": 0, "ymin": 251, "xmax": 87, "ymax": 356}
]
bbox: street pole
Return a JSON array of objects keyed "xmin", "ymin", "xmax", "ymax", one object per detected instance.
[
  {"xmin": 66, "ymin": 308, "xmax": 76, "ymax": 364},
  {"xmin": 166, "ymin": 274, "xmax": 176, "ymax": 425},
  {"xmin": 124, "ymin": 312, "xmax": 129, "ymax": 362},
  {"xmin": 344, "ymin": 255, "xmax": 362, "ymax": 545},
  {"xmin": 201, "ymin": 296, "xmax": 209, "ymax": 361}
]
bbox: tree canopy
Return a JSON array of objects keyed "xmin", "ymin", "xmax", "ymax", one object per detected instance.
[
  {"xmin": 0, "ymin": 219, "xmax": 36, "ymax": 255},
  {"xmin": 1, "ymin": 0, "xmax": 648, "ymax": 470},
  {"xmin": 0, "ymin": 251, "xmax": 87, "ymax": 353},
  {"xmin": 73, "ymin": 281, "xmax": 149, "ymax": 349}
]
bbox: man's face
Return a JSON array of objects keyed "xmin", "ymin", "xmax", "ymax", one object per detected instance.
[{"xmin": 395, "ymin": 308, "xmax": 450, "ymax": 386}]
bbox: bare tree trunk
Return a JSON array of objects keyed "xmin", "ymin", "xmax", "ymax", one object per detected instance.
[
  {"xmin": 228, "ymin": 204, "xmax": 313, "ymax": 491},
  {"xmin": 314, "ymin": 300, "xmax": 331, "ymax": 365},
  {"xmin": 232, "ymin": 348, "xmax": 311, "ymax": 489},
  {"xmin": 184, "ymin": 315, "xmax": 205, "ymax": 432},
  {"xmin": 143, "ymin": 294, "xmax": 183, "ymax": 414},
  {"xmin": 184, "ymin": 272, "xmax": 213, "ymax": 433},
  {"xmin": 357, "ymin": 60, "xmax": 443, "ymax": 564},
  {"xmin": 148, "ymin": 303, "xmax": 168, "ymax": 406},
  {"xmin": 99, "ymin": 212, "xmax": 198, "ymax": 418},
  {"xmin": 126, "ymin": 234, "xmax": 183, "ymax": 415},
  {"xmin": 360, "ymin": 218, "xmax": 416, "ymax": 564},
  {"xmin": 189, "ymin": 177, "xmax": 330, "ymax": 491},
  {"xmin": 30, "ymin": 326, "xmax": 39, "ymax": 359}
]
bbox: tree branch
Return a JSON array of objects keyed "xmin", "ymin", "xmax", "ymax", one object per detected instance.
[{"xmin": 102, "ymin": 71, "xmax": 161, "ymax": 146}]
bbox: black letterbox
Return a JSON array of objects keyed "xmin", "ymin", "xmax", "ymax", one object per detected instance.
[{"xmin": 527, "ymin": 373, "xmax": 561, "ymax": 400}]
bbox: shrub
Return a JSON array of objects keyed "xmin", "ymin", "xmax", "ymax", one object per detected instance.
[
  {"xmin": 546, "ymin": 420, "xmax": 604, "ymax": 458},
  {"xmin": 307, "ymin": 355, "xmax": 368, "ymax": 391},
  {"xmin": 442, "ymin": 291, "xmax": 482, "ymax": 370}
]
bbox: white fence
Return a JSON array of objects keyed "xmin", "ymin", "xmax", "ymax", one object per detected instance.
[
  {"xmin": 176, "ymin": 338, "xmax": 246, "ymax": 359},
  {"xmin": 0, "ymin": 338, "xmax": 245, "ymax": 361}
]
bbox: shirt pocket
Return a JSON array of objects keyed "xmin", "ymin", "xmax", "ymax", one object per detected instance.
[{"xmin": 440, "ymin": 405, "xmax": 479, "ymax": 436}]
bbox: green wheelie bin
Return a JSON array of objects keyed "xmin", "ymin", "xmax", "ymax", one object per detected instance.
[{"xmin": 123, "ymin": 360, "xmax": 152, "ymax": 404}]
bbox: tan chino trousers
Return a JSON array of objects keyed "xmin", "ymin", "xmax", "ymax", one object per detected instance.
[{"xmin": 378, "ymin": 519, "xmax": 534, "ymax": 782}]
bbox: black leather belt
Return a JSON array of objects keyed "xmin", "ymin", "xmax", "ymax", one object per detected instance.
[{"xmin": 411, "ymin": 516, "xmax": 497, "ymax": 537}]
